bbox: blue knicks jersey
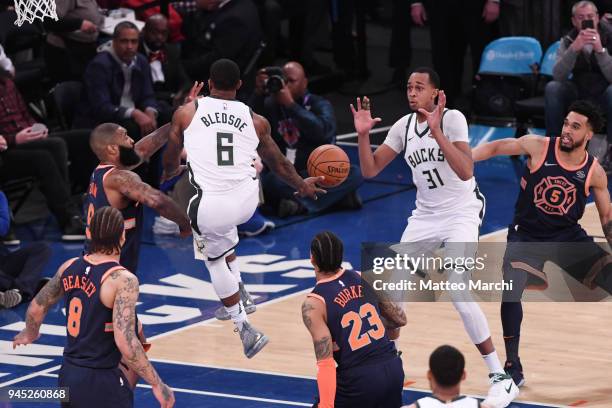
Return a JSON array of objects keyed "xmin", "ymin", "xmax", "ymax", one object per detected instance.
[
  {"xmin": 84, "ymin": 165, "xmax": 143, "ymax": 272},
  {"xmin": 513, "ymin": 137, "xmax": 596, "ymax": 239},
  {"xmin": 309, "ymin": 270, "xmax": 396, "ymax": 371},
  {"xmin": 62, "ymin": 256, "xmax": 124, "ymax": 368}
]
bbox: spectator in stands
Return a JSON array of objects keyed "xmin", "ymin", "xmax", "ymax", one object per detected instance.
[
  {"xmin": 74, "ymin": 21, "xmax": 167, "ymax": 140},
  {"xmin": 410, "ymin": 0, "xmax": 499, "ymax": 106},
  {"xmin": 250, "ymin": 61, "xmax": 363, "ymax": 217},
  {"xmin": 139, "ymin": 14, "xmax": 191, "ymax": 110},
  {"xmin": 0, "ymin": 190, "xmax": 51, "ymax": 309},
  {"xmin": 43, "ymin": 0, "xmax": 105, "ymax": 82},
  {"xmin": 0, "ymin": 62, "xmax": 95, "ymax": 193},
  {"xmin": 181, "ymin": 0, "xmax": 262, "ymax": 87},
  {"xmin": 545, "ymin": 1, "xmax": 612, "ymax": 142},
  {"xmin": 0, "ymin": 79, "xmax": 86, "ymax": 241},
  {"xmin": 403, "ymin": 345, "xmax": 487, "ymax": 407}
]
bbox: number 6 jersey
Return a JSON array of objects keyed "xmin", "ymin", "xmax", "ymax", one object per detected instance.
[
  {"xmin": 307, "ymin": 269, "xmax": 397, "ymax": 371},
  {"xmin": 184, "ymin": 96, "xmax": 259, "ymax": 193},
  {"xmin": 383, "ymin": 109, "xmax": 477, "ymax": 213}
]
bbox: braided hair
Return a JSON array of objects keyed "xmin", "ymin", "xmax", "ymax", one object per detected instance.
[
  {"xmin": 88, "ymin": 206, "xmax": 124, "ymax": 255},
  {"xmin": 310, "ymin": 231, "xmax": 343, "ymax": 274}
]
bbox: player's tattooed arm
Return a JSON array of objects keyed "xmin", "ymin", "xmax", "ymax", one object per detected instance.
[
  {"xmin": 134, "ymin": 123, "xmax": 171, "ymax": 162},
  {"xmin": 255, "ymin": 114, "xmax": 306, "ymax": 190},
  {"xmin": 301, "ymin": 297, "xmax": 333, "ymax": 361},
  {"xmin": 108, "ymin": 170, "xmax": 191, "ymax": 234},
  {"xmin": 378, "ymin": 301, "xmax": 407, "ymax": 329},
  {"xmin": 112, "ymin": 272, "xmax": 168, "ymax": 390},
  {"xmin": 13, "ymin": 258, "xmax": 74, "ymax": 348}
]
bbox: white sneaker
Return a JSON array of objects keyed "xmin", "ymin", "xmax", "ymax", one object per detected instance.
[{"xmin": 483, "ymin": 372, "xmax": 519, "ymax": 408}]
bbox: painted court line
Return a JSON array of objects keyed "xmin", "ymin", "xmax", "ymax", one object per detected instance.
[
  {"xmin": 0, "ymin": 287, "xmax": 315, "ymax": 389},
  {"xmin": 38, "ymin": 372, "xmax": 311, "ymax": 407}
]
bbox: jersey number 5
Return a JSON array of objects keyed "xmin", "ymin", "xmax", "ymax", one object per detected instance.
[
  {"xmin": 341, "ymin": 303, "xmax": 385, "ymax": 351},
  {"xmin": 67, "ymin": 297, "xmax": 83, "ymax": 337},
  {"xmin": 217, "ymin": 132, "xmax": 234, "ymax": 166}
]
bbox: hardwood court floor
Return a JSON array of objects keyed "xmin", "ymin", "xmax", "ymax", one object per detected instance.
[{"xmin": 150, "ymin": 205, "xmax": 612, "ymax": 407}]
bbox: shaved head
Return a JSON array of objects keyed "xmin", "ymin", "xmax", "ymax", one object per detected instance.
[
  {"xmin": 90, "ymin": 123, "xmax": 120, "ymax": 159},
  {"xmin": 283, "ymin": 61, "xmax": 308, "ymax": 100},
  {"xmin": 283, "ymin": 61, "xmax": 305, "ymax": 78},
  {"xmin": 145, "ymin": 13, "xmax": 168, "ymax": 27}
]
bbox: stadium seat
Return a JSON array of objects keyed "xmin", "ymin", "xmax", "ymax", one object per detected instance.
[
  {"xmin": 514, "ymin": 41, "xmax": 561, "ymax": 132},
  {"xmin": 49, "ymin": 81, "xmax": 83, "ymax": 131},
  {"xmin": 472, "ymin": 37, "xmax": 542, "ymax": 126}
]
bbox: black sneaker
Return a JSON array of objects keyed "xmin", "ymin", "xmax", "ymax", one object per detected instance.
[
  {"xmin": 504, "ymin": 359, "xmax": 525, "ymax": 387},
  {"xmin": 336, "ymin": 190, "xmax": 363, "ymax": 211},
  {"xmin": 277, "ymin": 199, "xmax": 306, "ymax": 218},
  {"xmin": 1, "ymin": 230, "xmax": 20, "ymax": 246},
  {"xmin": 61, "ymin": 215, "xmax": 86, "ymax": 241}
]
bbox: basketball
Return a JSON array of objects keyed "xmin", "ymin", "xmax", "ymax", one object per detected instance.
[{"xmin": 307, "ymin": 144, "xmax": 350, "ymax": 188}]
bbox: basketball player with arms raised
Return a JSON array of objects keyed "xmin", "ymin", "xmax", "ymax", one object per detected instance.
[
  {"xmin": 302, "ymin": 231, "xmax": 407, "ymax": 408},
  {"xmin": 84, "ymin": 82, "xmax": 201, "ymax": 273},
  {"xmin": 163, "ymin": 58, "xmax": 324, "ymax": 358},
  {"xmin": 351, "ymin": 67, "xmax": 518, "ymax": 407},
  {"xmin": 86, "ymin": 123, "xmax": 192, "ymax": 273},
  {"xmin": 14, "ymin": 207, "xmax": 174, "ymax": 408},
  {"xmin": 472, "ymin": 100, "xmax": 612, "ymax": 387}
]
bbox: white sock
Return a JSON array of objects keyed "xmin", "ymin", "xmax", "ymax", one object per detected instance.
[
  {"xmin": 483, "ymin": 350, "xmax": 504, "ymax": 374},
  {"xmin": 227, "ymin": 257, "xmax": 241, "ymax": 283},
  {"xmin": 225, "ymin": 301, "xmax": 248, "ymax": 331}
]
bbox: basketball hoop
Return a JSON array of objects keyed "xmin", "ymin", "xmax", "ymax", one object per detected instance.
[{"xmin": 13, "ymin": 0, "xmax": 58, "ymax": 26}]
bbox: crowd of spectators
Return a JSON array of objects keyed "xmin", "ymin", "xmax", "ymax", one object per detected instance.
[{"xmin": 0, "ymin": 0, "xmax": 611, "ymax": 246}]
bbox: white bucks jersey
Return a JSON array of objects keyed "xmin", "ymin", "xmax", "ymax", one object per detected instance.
[
  {"xmin": 414, "ymin": 396, "xmax": 481, "ymax": 408},
  {"xmin": 184, "ymin": 96, "xmax": 259, "ymax": 192},
  {"xmin": 384, "ymin": 109, "xmax": 476, "ymax": 212}
]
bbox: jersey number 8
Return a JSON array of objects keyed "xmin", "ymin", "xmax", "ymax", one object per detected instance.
[
  {"xmin": 67, "ymin": 297, "xmax": 83, "ymax": 337},
  {"xmin": 341, "ymin": 303, "xmax": 385, "ymax": 351}
]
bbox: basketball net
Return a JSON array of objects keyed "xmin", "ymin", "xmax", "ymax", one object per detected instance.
[{"xmin": 13, "ymin": 0, "xmax": 58, "ymax": 26}]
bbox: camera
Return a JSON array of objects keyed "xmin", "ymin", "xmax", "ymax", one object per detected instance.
[{"xmin": 263, "ymin": 66, "xmax": 286, "ymax": 94}]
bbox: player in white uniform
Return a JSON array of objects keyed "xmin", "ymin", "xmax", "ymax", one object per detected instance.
[
  {"xmin": 163, "ymin": 59, "xmax": 324, "ymax": 358},
  {"xmin": 403, "ymin": 345, "xmax": 490, "ymax": 408},
  {"xmin": 351, "ymin": 67, "xmax": 518, "ymax": 407}
]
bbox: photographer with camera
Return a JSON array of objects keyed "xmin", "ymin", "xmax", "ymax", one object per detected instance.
[
  {"xmin": 249, "ymin": 61, "xmax": 363, "ymax": 218},
  {"xmin": 546, "ymin": 1, "xmax": 612, "ymax": 143}
]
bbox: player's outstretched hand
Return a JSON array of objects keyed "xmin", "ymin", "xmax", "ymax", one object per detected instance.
[
  {"xmin": 152, "ymin": 382, "xmax": 175, "ymax": 408},
  {"xmin": 296, "ymin": 176, "xmax": 327, "ymax": 200},
  {"xmin": 350, "ymin": 96, "xmax": 382, "ymax": 135},
  {"xmin": 418, "ymin": 90, "xmax": 446, "ymax": 134},
  {"xmin": 12, "ymin": 328, "xmax": 40, "ymax": 349},
  {"xmin": 183, "ymin": 81, "xmax": 204, "ymax": 105}
]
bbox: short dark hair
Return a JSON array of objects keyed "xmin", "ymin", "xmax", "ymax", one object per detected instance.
[
  {"xmin": 210, "ymin": 58, "xmax": 241, "ymax": 90},
  {"xmin": 568, "ymin": 100, "xmax": 605, "ymax": 133},
  {"xmin": 411, "ymin": 67, "xmax": 441, "ymax": 88},
  {"xmin": 310, "ymin": 231, "xmax": 343, "ymax": 273},
  {"xmin": 88, "ymin": 206, "xmax": 124, "ymax": 255},
  {"xmin": 113, "ymin": 21, "xmax": 139, "ymax": 38},
  {"xmin": 429, "ymin": 345, "xmax": 465, "ymax": 387}
]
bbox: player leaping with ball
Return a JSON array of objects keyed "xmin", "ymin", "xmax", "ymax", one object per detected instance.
[{"xmin": 351, "ymin": 67, "xmax": 518, "ymax": 407}]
